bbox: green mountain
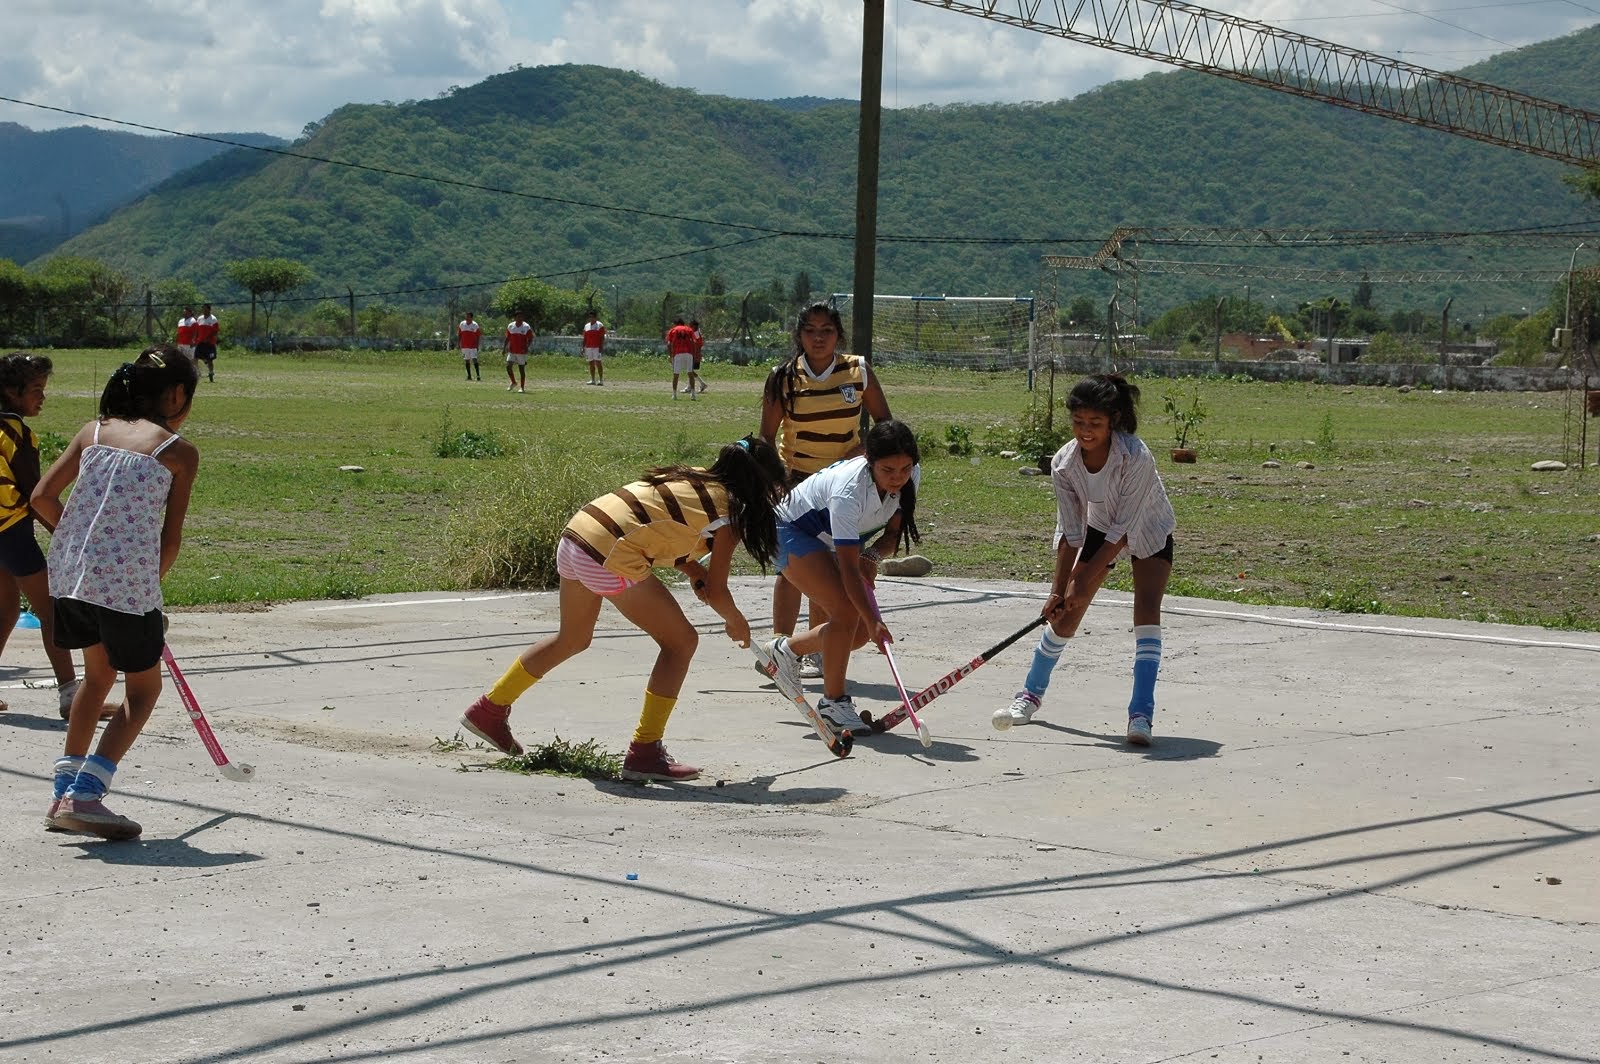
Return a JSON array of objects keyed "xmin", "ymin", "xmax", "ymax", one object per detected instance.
[
  {"xmin": 37, "ymin": 24, "xmax": 1600, "ymax": 320},
  {"xmin": 0, "ymin": 122, "xmax": 283, "ymax": 262}
]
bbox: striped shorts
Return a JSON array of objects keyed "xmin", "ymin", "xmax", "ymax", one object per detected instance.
[{"xmin": 555, "ymin": 536, "xmax": 637, "ymax": 597}]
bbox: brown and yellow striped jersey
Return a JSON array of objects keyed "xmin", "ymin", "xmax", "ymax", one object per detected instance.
[
  {"xmin": 773, "ymin": 354, "xmax": 869, "ymax": 475},
  {"xmin": 562, "ymin": 475, "xmax": 729, "ymax": 581}
]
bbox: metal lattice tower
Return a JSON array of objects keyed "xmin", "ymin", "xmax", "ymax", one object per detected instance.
[
  {"xmin": 1040, "ymin": 226, "xmax": 1600, "ymax": 331},
  {"xmin": 910, "ymin": 1, "xmax": 1600, "ymax": 167}
]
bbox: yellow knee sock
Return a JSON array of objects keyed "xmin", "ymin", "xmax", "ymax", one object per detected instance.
[
  {"xmin": 486, "ymin": 659, "xmax": 540, "ymax": 707},
  {"xmin": 631, "ymin": 690, "xmax": 677, "ymax": 745}
]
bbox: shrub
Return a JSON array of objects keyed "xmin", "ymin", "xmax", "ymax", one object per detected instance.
[{"xmin": 447, "ymin": 446, "xmax": 614, "ymax": 588}]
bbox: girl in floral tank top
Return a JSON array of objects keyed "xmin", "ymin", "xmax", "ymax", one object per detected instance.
[{"xmin": 31, "ymin": 346, "xmax": 200, "ymax": 840}]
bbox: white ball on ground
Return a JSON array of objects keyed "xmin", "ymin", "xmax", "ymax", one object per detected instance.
[{"xmin": 991, "ymin": 708, "xmax": 1014, "ymax": 731}]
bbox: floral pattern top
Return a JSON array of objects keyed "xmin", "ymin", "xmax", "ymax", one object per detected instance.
[{"xmin": 48, "ymin": 422, "xmax": 179, "ymax": 616}]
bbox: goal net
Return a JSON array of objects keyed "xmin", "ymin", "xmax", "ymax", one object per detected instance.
[{"xmin": 828, "ymin": 294, "xmax": 1035, "ymax": 370}]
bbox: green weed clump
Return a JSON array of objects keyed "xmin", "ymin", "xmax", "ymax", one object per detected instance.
[
  {"xmin": 433, "ymin": 410, "xmax": 509, "ymax": 459},
  {"xmin": 490, "ymin": 736, "xmax": 622, "ymax": 780},
  {"xmin": 446, "ymin": 445, "xmax": 613, "ymax": 589}
]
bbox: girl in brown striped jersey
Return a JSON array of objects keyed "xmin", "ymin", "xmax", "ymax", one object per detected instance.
[{"xmin": 459, "ymin": 437, "xmax": 787, "ymax": 781}]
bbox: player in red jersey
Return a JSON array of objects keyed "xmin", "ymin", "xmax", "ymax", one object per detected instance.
[{"xmin": 504, "ymin": 314, "xmax": 534, "ymax": 392}]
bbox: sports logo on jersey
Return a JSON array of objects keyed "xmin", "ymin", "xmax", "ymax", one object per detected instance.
[{"xmin": 840, "ymin": 385, "xmax": 859, "ymax": 405}]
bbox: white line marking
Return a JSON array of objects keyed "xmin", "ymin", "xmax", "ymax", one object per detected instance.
[
  {"xmin": 882, "ymin": 579, "xmax": 1600, "ymax": 654},
  {"xmin": 307, "ymin": 592, "xmax": 549, "ymax": 612}
]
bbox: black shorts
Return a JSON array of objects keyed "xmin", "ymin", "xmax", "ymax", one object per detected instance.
[
  {"xmin": 53, "ymin": 597, "xmax": 166, "ymax": 674},
  {"xmin": 194, "ymin": 342, "xmax": 217, "ymax": 362},
  {"xmin": 0, "ymin": 517, "xmax": 46, "ymax": 578},
  {"xmin": 1078, "ymin": 525, "xmax": 1175, "ymax": 565}
]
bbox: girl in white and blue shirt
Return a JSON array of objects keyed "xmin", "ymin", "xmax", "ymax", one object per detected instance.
[{"xmin": 761, "ymin": 419, "xmax": 921, "ymax": 732}]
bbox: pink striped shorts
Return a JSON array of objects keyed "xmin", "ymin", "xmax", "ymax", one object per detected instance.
[{"xmin": 556, "ymin": 536, "xmax": 637, "ymax": 597}]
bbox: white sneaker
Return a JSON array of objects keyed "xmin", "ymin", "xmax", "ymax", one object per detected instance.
[
  {"xmin": 799, "ymin": 653, "xmax": 823, "ymax": 680},
  {"xmin": 816, "ymin": 696, "xmax": 861, "ymax": 733},
  {"xmin": 763, "ymin": 636, "xmax": 804, "ymax": 702},
  {"xmin": 1126, "ymin": 716, "xmax": 1153, "ymax": 746},
  {"xmin": 57, "ymin": 679, "xmax": 80, "ymax": 717},
  {"xmin": 992, "ymin": 690, "xmax": 1041, "ymax": 730}
]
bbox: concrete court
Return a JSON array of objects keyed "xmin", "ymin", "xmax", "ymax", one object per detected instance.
[{"xmin": 1, "ymin": 576, "xmax": 1596, "ymax": 1064}]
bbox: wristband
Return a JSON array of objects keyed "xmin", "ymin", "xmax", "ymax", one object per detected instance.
[{"xmin": 860, "ymin": 548, "xmax": 883, "ymax": 565}]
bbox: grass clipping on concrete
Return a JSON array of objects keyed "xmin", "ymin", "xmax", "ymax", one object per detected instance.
[
  {"xmin": 436, "ymin": 731, "xmax": 623, "ymax": 780},
  {"xmin": 489, "ymin": 736, "xmax": 623, "ymax": 780}
]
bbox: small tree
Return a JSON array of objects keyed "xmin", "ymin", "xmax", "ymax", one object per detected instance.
[
  {"xmin": 224, "ymin": 257, "xmax": 312, "ymax": 335},
  {"xmin": 491, "ymin": 278, "xmax": 587, "ymax": 332},
  {"xmin": 153, "ymin": 278, "xmax": 204, "ymax": 333}
]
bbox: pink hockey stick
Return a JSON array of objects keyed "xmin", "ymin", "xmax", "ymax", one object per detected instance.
[{"xmin": 162, "ymin": 645, "xmax": 256, "ymax": 782}]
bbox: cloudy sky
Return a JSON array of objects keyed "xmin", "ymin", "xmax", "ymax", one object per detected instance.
[{"xmin": 2, "ymin": 1, "xmax": 1596, "ymax": 138}]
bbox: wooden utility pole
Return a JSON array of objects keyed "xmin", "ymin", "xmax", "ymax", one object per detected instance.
[{"xmin": 852, "ymin": 0, "xmax": 885, "ymax": 367}]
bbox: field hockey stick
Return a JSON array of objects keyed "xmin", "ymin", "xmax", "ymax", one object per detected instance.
[
  {"xmin": 752, "ymin": 644, "xmax": 853, "ymax": 758},
  {"xmin": 161, "ymin": 645, "xmax": 256, "ymax": 782},
  {"xmin": 859, "ymin": 585, "xmax": 931, "ymax": 747},
  {"xmin": 862, "ymin": 615, "xmax": 1047, "ymax": 733},
  {"xmin": 878, "ymin": 639, "xmax": 932, "ymax": 749}
]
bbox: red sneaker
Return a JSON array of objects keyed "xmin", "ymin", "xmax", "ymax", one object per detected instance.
[
  {"xmin": 51, "ymin": 797, "xmax": 142, "ymax": 840},
  {"xmin": 621, "ymin": 741, "xmax": 701, "ymax": 782},
  {"xmin": 460, "ymin": 695, "xmax": 523, "ymax": 755}
]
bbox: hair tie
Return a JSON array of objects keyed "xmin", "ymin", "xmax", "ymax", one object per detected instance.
[{"xmin": 735, "ymin": 438, "xmax": 751, "ymax": 451}]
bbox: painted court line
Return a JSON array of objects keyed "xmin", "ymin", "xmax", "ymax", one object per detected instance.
[{"xmin": 891, "ymin": 578, "xmax": 1600, "ymax": 655}]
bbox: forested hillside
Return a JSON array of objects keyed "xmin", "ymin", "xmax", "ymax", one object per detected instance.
[
  {"xmin": 36, "ymin": 23, "xmax": 1600, "ymax": 320},
  {"xmin": 0, "ymin": 123, "xmax": 282, "ymax": 262}
]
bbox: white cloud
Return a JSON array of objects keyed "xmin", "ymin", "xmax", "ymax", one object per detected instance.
[{"xmin": 0, "ymin": 0, "xmax": 1592, "ymax": 137}]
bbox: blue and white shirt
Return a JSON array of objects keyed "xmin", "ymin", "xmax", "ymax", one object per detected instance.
[
  {"xmin": 777, "ymin": 455, "xmax": 921, "ymax": 550},
  {"xmin": 1050, "ymin": 432, "xmax": 1175, "ymax": 560}
]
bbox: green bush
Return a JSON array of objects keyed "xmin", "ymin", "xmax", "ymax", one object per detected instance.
[
  {"xmin": 944, "ymin": 423, "xmax": 974, "ymax": 456},
  {"xmin": 432, "ymin": 409, "xmax": 509, "ymax": 459}
]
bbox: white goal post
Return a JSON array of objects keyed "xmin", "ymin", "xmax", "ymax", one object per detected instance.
[{"xmin": 828, "ymin": 294, "xmax": 1036, "ymax": 370}]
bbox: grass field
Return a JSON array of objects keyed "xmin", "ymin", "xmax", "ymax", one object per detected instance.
[{"xmin": 25, "ymin": 347, "xmax": 1600, "ymax": 631}]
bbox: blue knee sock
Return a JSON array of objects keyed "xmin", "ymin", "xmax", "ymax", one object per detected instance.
[
  {"xmin": 1023, "ymin": 627, "xmax": 1069, "ymax": 698},
  {"xmin": 1129, "ymin": 624, "xmax": 1162, "ymax": 719},
  {"xmin": 65, "ymin": 754, "xmax": 117, "ymax": 801},
  {"xmin": 53, "ymin": 756, "xmax": 86, "ymax": 800}
]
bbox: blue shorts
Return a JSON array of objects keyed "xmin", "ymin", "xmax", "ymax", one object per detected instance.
[
  {"xmin": 775, "ymin": 523, "xmax": 834, "ymax": 573},
  {"xmin": 0, "ymin": 517, "xmax": 46, "ymax": 578}
]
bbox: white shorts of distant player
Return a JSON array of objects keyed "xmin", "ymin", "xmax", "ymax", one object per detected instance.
[
  {"xmin": 671, "ymin": 353, "xmax": 694, "ymax": 374},
  {"xmin": 505, "ymin": 352, "xmax": 528, "ymax": 366},
  {"xmin": 177, "ymin": 344, "xmax": 195, "ymax": 360},
  {"xmin": 461, "ymin": 347, "xmax": 480, "ymax": 362},
  {"xmin": 584, "ymin": 346, "xmax": 604, "ymax": 363}
]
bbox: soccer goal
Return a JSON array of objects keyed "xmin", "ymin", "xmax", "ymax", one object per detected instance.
[{"xmin": 828, "ymin": 294, "xmax": 1036, "ymax": 370}]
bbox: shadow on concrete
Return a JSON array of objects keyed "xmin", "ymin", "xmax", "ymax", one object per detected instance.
[
  {"xmin": 1021, "ymin": 720, "xmax": 1224, "ymax": 760},
  {"xmin": 592, "ymin": 775, "xmax": 850, "ymax": 806},
  {"xmin": 3, "ymin": 772, "xmax": 1595, "ymax": 1064},
  {"xmin": 0, "ymin": 711, "xmax": 65, "ymax": 735}
]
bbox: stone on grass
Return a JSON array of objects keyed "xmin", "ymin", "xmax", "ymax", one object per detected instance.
[
  {"xmin": 881, "ymin": 555, "xmax": 934, "ymax": 577},
  {"xmin": 1530, "ymin": 460, "xmax": 1567, "ymax": 472}
]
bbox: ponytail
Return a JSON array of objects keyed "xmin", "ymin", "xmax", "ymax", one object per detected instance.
[
  {"xmin": 1067, "ymin": 373, "xmax": 1140, "ymax": 434},
  {"xmin": 100, "ymin": 344, "xmax": 198, "ymax": 423},
  {"xmin": 640, "ymin": 436, "xmax": 787, "ymax": 569}
]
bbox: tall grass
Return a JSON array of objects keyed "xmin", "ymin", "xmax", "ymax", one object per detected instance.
[{"xmin": 445, "ymin": 444, "xmax": 620, "ymax": 589}]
